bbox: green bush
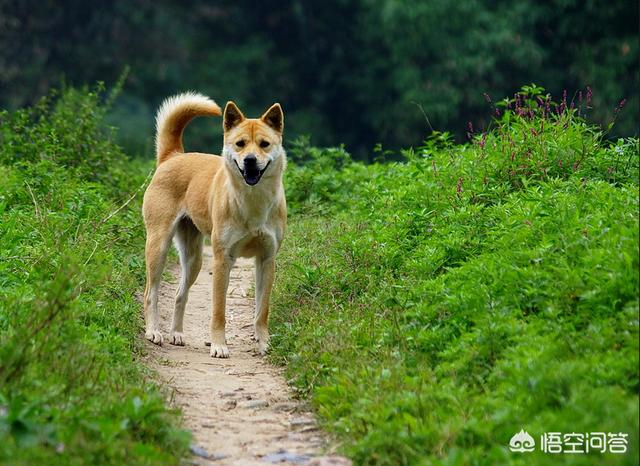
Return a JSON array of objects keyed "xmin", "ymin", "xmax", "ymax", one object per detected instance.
[
  {"xmin": 0, "ymin": 86, "xmax": 189, "ymax": 464},
  {"xmin": 273, "ymin": 86, "xmax": 639, "ymax": 465}
]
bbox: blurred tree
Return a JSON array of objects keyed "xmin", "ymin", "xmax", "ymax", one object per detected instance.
[{"xmin": 0, "ymin": 0, "xmax": 636, "ymax": 158}]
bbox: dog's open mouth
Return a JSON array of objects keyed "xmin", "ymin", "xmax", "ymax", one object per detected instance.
[{"xmin": 235, "ymin": 160, "xmax": 271, "ymax": 186}]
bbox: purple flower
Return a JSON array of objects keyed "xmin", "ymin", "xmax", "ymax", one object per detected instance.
[{"xmin": 614, "ymin": 99, "xmax": 627, "ymax": 114}]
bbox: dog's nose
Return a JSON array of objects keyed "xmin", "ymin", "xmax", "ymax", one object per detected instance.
[{"xmin": 244, "ymin": 154, "xmax": 257, "ymax": 166}]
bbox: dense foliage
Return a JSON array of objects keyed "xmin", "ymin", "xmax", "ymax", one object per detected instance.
[
  {"xmin": 0, "ymin": 87, "xmax": 189, "ymax": 464},
  {"xmin": 272, "ymin": 87, "xmax": 639, "ymax": 465},
  {"xmin": 1, "ymin": 0, "xmax": 637, "ymax": 156},
  {"xmin": 0, "ymin": 80, "xmax": 636, "ymax": 465}
]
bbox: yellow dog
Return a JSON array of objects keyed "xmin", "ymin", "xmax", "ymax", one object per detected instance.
[{"xmin": 142, "ymin": 93, "xmax": 287, "ymax": 358}]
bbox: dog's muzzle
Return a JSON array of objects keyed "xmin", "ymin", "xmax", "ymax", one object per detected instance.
[{"xmin": 235, "ymin": 156, "xmax": 270, "ymax": 186}]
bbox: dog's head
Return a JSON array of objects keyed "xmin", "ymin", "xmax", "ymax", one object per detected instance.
[{"xmin": 222, "ymin": 102, "xmax": 285, "ymax": 187}]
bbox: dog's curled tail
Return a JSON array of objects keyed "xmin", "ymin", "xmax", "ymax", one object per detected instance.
[{"xmin": 155, "ymin": 92, "xmax": 222, "ymax": 165}]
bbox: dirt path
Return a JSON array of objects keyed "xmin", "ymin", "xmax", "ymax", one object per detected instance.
[{"xmin": 145, "ymin": 248, "xmax": 344, "ymax": 465}]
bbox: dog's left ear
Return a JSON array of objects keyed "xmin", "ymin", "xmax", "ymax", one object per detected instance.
[{"xmin": 260, "ymin": 103, "xmax": 284, "ymax": 133}]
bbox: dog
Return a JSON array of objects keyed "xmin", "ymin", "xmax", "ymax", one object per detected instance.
[{"xmin": 142, "ymin": 92, "xmax": 287, "ymax": 358}]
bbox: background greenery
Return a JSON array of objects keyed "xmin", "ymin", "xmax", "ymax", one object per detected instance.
[
  {"xmin": 0, "ymin": 0, "xmax": 637, "ymax": 158},
  {"xmin": 0, "ymin": 86, "xmax": 189, "ymax": 465},
  {"xmin": 0, "ymin": 2, "xmax": 638, "ymax": 464},
  {"xmin": 273, "ymin": 86, "xmax": 639, "ymax": 465},
  {"xmin": 1, "ymin": 81, "xmax": 636, "ymax": 465}
]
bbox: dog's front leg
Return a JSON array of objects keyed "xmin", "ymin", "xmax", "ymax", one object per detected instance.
[
  {"xmin": 210, "ymin": 250, "xmax": 232, "ymax": 358},
  {"xmin": 254, "ymin": 256, "xmax": 275, "ymax": 355}
]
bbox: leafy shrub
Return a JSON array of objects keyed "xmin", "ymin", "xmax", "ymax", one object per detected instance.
[
  {"xmin": 0, "ymin": 86, "xmax": 189, "ymax": 464},
  {"xmin": 285, "ymin": 136, "xmax": 363, "ymax": 215},
  {"xmin": 273, "ymin": 87, "xmax": 639, "ymax": 465}
]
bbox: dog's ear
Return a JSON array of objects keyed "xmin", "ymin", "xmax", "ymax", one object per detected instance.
[
  {"xmin": 223, "ymin": 101, "xmax": 245, "ymax": 132},
  {"xmin": 260, "ymin": 103, "xmax": 284, "ymax": 133}
]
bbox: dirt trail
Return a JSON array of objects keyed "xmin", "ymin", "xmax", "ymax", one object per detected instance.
[{"xmin": 146, "ymin": 248, "xmax": 339, "ymax": 465}]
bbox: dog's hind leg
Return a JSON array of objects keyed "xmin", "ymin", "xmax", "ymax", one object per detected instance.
[
  {"xmin": 143, "ymin": 217, "xmax": 175, "ymax": 345},
  {"xmin": 170, "ymin": 217, "xmax": 203, "ymax": 346}
]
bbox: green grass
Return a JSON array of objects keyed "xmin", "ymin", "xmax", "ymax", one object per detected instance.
[
  {"xmin": 0, "ymin": 86, "xmax": 189, "ymax": 464},
  {"xmin": 1, "ymin": 82, "xmax": 637, "ymax": 465},
  {"xmin": 271, "ymin": 86, "xmax": 639, "ymax": 465}
]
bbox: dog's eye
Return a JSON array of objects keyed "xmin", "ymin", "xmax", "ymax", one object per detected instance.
[
  {"xmin": 236, "ymin": 140, "xmax": 245, "ymax": 148},
  {"xmin": 259, "ymin": 140, "xmax": 270, "ymax": 149}
]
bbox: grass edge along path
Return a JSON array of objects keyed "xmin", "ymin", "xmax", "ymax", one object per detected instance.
[
  {"xmin": 271, "ymin": 86, "xmax": 639, "ymax": 466},
  {"xmin": 0, "ymin": 85, "xmax": 190, "ymax": 465}
]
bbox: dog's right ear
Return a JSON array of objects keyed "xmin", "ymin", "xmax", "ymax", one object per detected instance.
[{"xmin": 223, "ymin": 101, "xmax": 245, "ymax": 132}]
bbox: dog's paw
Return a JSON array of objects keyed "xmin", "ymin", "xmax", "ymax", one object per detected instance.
[
  {"xmin": 254, "ymin": 326, "xmax": 270, "ymax": 355},
  {"xmin": 145, "ymin": 329, "xmax": 163, "ymax": 345},
  {"xmin": 170, "ymin": 331, "xmax": 185, "ymax": 346},
  {"xmin": 210, "ymin": 344, "xmax": 230, "ymax": 358},
  {"xmin": 256, "ymin": 338, "xmax": 270, "ymax": 356}
]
